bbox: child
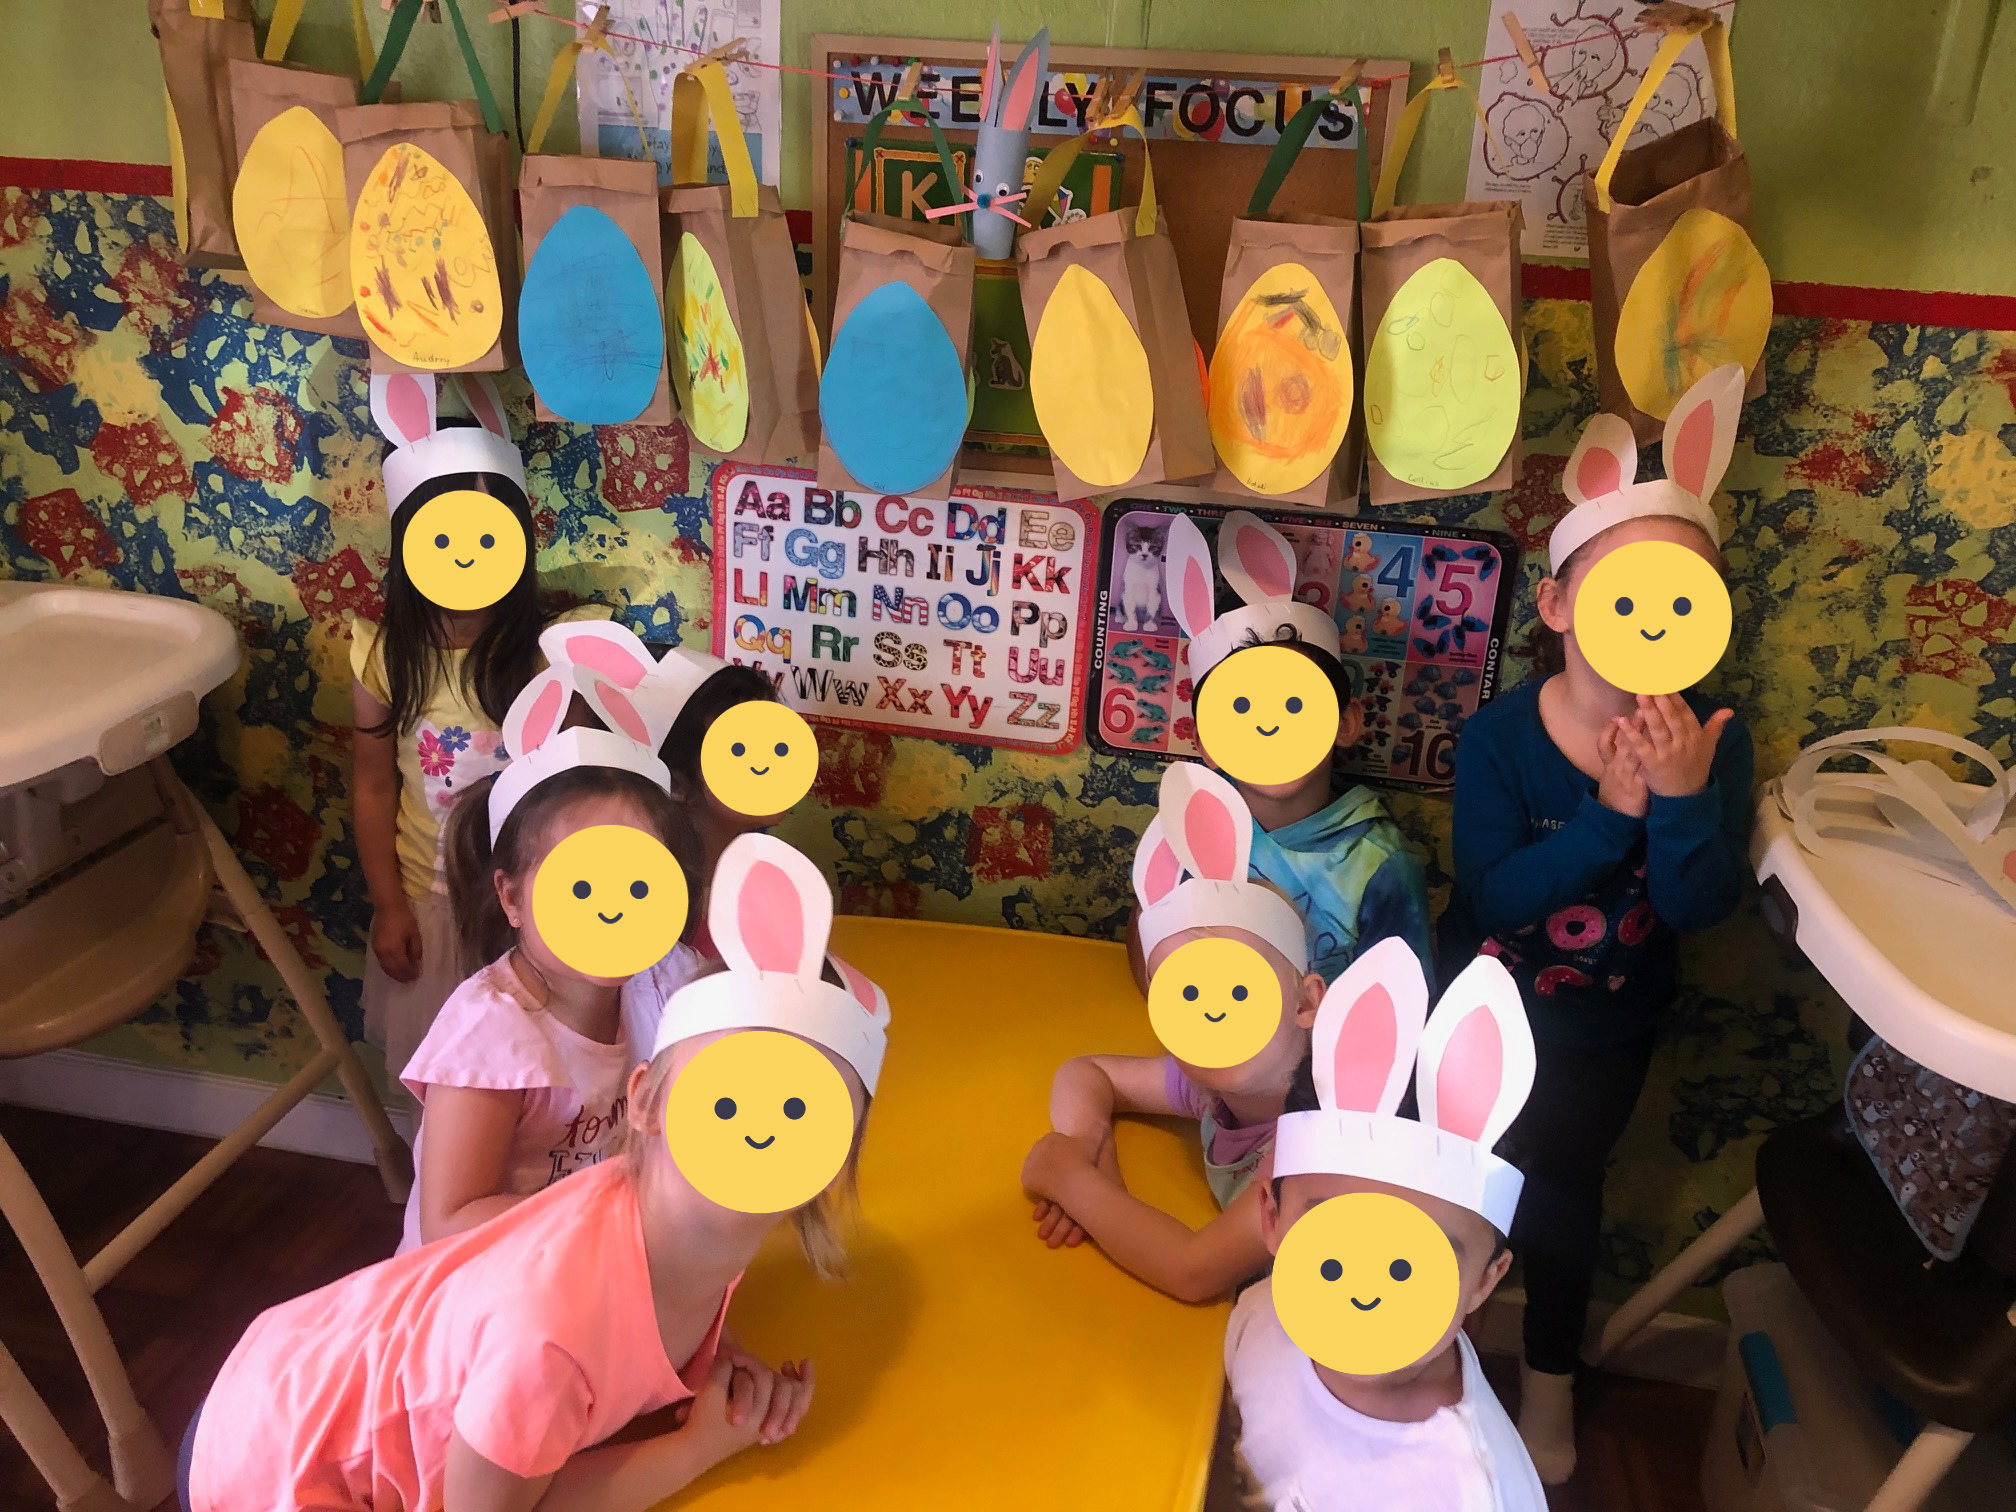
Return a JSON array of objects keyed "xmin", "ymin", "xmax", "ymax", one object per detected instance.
[
  {"xmin": 180, "ymin": 832, "xmax": 889, "ymax": 1512},
  {"xmin": 399, "ymin": 660, "xmax": 697, "ymax": 1253},
  {"xmin": 1438, "ymin": 366, "xmax": 1754, "ymax": 1481},
  {"xmin": 1023, "ymin": 764, "xmax": 1323, "ymax": 1303},
  {"xmin": 1134, "ymin": 510, "xmax": 1430, "ymax": 989},
  {"xmin": 351, "ymin": 373, "xmax": 601, "ymax": 1090},
  {"xmin": 1230, "ymin": 938, "xmax": 1546, "ymax": 1511}
]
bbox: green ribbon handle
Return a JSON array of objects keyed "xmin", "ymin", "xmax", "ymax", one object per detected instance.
[
  {"xmin": 361, "ymin": 0, "xmax": 504, "ymax": 138},
  {"xmin": 849, "ymin": 93, "xmax": 969, "ymax": 233},
  {"xmin": 1246, "ymin": 87, "xmax": 1372, "ymax": 222}
]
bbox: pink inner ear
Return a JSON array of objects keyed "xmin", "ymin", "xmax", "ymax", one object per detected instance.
[
  {"xmin": 569, "ymin": 636, "xmax": 649, "ymax": 688},
  {"xmin": 1575, "ymin": 447, "xmax": 1622, "ymax": 500},
  {"xmin": 1235, "ymin": 529, "xmax": 1294, "ymax": 598},
  {"xmin": 1434, "ymin": 1008, "xmax": 1505, "ymax": 1143},
  {"xmin": 1331, "ymin": 984, "xmax": 1397, "ymax": 1113},
  {"xmin": 593, "ymin": 682, "xmax": 651, "ymax": 745},
  {"xmin": 1180, "ymin": 556, "xmax": 1214, "ymax": 630},
  {"xmin": 832, "ymin": 957, "xmax": 877, "ymax": 1014},
  {"xmin": 464, "ymin": 380, "xmax": 508, "ymax": 438},
  {"xmin": 739, "ymin": 860, "xmax": 805, "ymax": 973},
  {"xmin": 1144, "ymin": 839, "xmax": 1181, "ymax": 901},
  {"xmin": 386, "ymin": 375, "xmax": 430, "ymax": 444},
  {"xmin": 1183, "ymin": 791, "xmax": 1239, "ymax": 880},
  {"xmin": 1001, "ymin": 58, "xmax": 1040, "ymax": 129},
  {"xmin": 1671, "ymin": 403, "xmax": 1715, "ymax": 495},
  {"xmin": 519, "ymin": 678, "xmax": 566, "ymax": 752}
]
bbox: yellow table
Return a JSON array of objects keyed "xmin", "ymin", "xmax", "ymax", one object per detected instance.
[{"xmin": 661, "ymin": 918, "xmax": 1230, "ymax": 1511}]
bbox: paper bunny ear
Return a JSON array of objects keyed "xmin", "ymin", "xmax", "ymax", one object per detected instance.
[
  {"xmin": 1414, "ymin": 954, "xmax": 1535, "ymax": 1154},
  {"xmin": 1158, "ymin": 762, "xmax": 1252, "ymax": 885},
  {"xmin": 999, "ymin": 29, "xmax": 1049, "ymax": 131},
  {"xmin": 1131, "ymin": 816, "xmax": 1183, "ymax": 909},
  {"xmin": 502, "ymin": 668, "xmax": 571, "ymax": 762},
  {"xmin": 979, "ymin": 24, "xmax": 1000, "ymax": 121},
  {"xmin": 710, "ymin": 833, "xmax": 832, "ymax": 982},
  {"xmin": 1217, "ymin": 510, "xmax": 1298, "ymax": 605},
  {"xmin": 830, "ymin": 955, "xmax": 891, "ymax": 1024},
  {"xmin": 1662, "ymin": 362, "xmax": 1746, "ymax": 503},
  {"xmin": 1164, "ymin": 514, "xmax": 1218, "ymax": 639},
  {"xmin": 370, "ymin": 373, "xmax": 437, "ymax": 449},
  {"xmin": 1563, "ymin": 412, "xmax": 1638, "ymax": 507},
  {"xmin": 457, "ymin": 374, "xmax": 511, "ymax": 441},
  {"xmin": 1311, "ymin": 936, "xmax": 1429, "ymax": 1117},
  {"xmin": 540, "ymin": 622, "xmax": 666, "ymax": 747}
]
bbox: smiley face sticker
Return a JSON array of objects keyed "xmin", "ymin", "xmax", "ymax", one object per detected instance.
[
  {"xmin": 1148, "ymin": 936, "xmax": 1283, "ymax": 1068},
  {"xmin": 664, "ymin": 1030, "xmax": 855, "ymax": 1213},
  {"xmin": 530, "ymin": 824, "xmax": 688, "ymax": 979},
  {"xmin": 1573, "ymin": 540, "xmax": 1731, "ymax": 695},
  {"xmin": 700, "ymin": 701, "xmax": 818, "ymax": 817},
  {"xmin": 1193, "ymin": 644, "xmax": 1340, "ymax": 786},
  {"xmin": 401, "ymin": 488, "xmax": 527, "ymax": 612},
  {"xmin": 1273, "ymin": 1191, "xmax": 1461, "ymax": 1375}
]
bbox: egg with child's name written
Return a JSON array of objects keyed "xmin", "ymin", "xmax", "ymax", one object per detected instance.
[
  {"xmin": 520, "ymin": 205, "xmax": 664, "ymax": 424},
  {"xmin": 821, "ymin": 281, "xmax": 967, "ymax": 494},
  {"xmin": 1030, "ymin": 265, "xmax": 1154, "ymax": 488},
  {"xmin": 350, "ymin": 142, "xmax": 501, "ymax": 371}
]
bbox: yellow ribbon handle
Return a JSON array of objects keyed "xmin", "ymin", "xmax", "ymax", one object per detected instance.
[
  {"xmin": 1371, "ymin": 61, "xmax": 1495, "ymax": 218},
  {"xmin": 1022, "ymin": 101, "xmax": 1158, "ymax": 240},
  {"xmin": 528, "ymin": 9, "xmax": 652, "ymax": 161},
  {"xmin": 1592, "ymin": 13, "xmax": 1737, "ymax": 212},
  {"xmin": 668, "ymin": 61, "xmax": 758, "ymax": 217},
  {"xmin": 260, "ymin": 0, "xmax": 377, "ymax": 76}
]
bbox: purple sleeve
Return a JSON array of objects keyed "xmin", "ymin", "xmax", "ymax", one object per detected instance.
[{"xmin": 1161, "ymin": 1056, "xmax": 1212, "ymax": 1120}]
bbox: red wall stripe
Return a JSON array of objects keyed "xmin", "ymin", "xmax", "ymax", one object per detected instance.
[{"xmin": 0, "ymin": 156, "xmax": 174, "ymax": 196}]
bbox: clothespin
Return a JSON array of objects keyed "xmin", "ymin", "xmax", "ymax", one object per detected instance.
[
  {"xmin": 487, "ymin": 1, "xmax": 546, "ymax": 22},
  {"xmin": 1435, "ymin": 47, "xmax": 1458, "ymax": 86},
  {"xmin": 691, "ymin": 35, "xmax": 752, "ymax": 68},
  {"xmin": 1329, "ymin": 60, "xmax": 1365, "ymax": 98},
  {"xmin": 1086, "ymin": 67, "xmax": 1144, "ymax": 129},
  {"xmin": 578, "ymin": 3, "xmax": 611, "ymax": 50},
  {"xmin": 1501, "ymin": 12, "xmax": 1552, "ymax": 93},
  {"xmin": 1637, "ymin": 2, "xmax": 1717, "ymax": 33}
]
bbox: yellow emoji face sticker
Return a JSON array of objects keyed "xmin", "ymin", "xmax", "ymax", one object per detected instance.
[
  {"xmin": 664, "ymin": 1030, "xmax": 855, "ymax": 1214},
  {"xmin": 401, "ymin": 489, "xmax": 527, "ymax": 612},
  {"xmin": 1273, "ymin": 1191, "xmax": 1461, "ymax": 1375},
  {"xmin": 530, "ymin": 825, "xmax": 688, "ymax": 979},
  {"xmin": 1148, "ymin": 937, "xmax": 1283, "ymax": 1068},
  {"xmin": 1573, "ymin": 540, "xmax": 1731, "ymax": 695},
  {"xmin": 699, "ymin": 701, "xmax": 818, "ymax": 817},
  {"xmin": 1194, "ymin": 644, "xmax": 1340, "ymax": 786}
]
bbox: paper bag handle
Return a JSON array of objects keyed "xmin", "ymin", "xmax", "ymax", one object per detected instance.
[
  {"xmin": 1371, "ymin": 60, "xmax": 1495, "ymax": 218},
  {"xmin": 1022, "ymin": 103, "xmax": 1158, "ymax": 241},
  {"xmin": 1247, "ymin": 81, "xmax": 1371, "ymax": 222},
  {"xmin": 847, "ymin": 94, "xmax": 967, "ymax": 228},
  {"xmin": 361, "ymin": 0, "xmax": 503, "ymax": 138},
  {"xmin": 664, "ymin": 62, "xmax": 759, "ymax": 217},
  {"xmin": 528, "ymin": 8, "xmax": 652, "ymax": 160},
  {"xmin": 262, "ymin": 0, "xmax": 377, "ymax": 74},
  {"xmin": 1592, "ymin": 13, "xmax": 1738, "ymax": 212}
]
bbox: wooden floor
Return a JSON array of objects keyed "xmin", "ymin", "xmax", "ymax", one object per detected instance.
[{"xmin": 0, "ymin": 1105, "xmax": 1712, "ymax": 1511}]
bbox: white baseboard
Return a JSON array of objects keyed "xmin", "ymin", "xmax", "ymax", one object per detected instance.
[
  {"xmin": 0, "ymin": 1048, "xmax": 415, "ymax": 1164},
  {"xmin": 1478, "ymin": 1285, "xmax": 1729, "ymax": 1391}
]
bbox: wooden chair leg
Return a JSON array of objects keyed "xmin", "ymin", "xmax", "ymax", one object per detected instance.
[
  {"xmin": 1593, "ymin": 1187, "xmax": 1766, "ymax": 1365},
  {"xmin": 1863, "ymin": 1422, "xmax": 1974, "ymax": 1512},
  {"xmin": 0, "ymin": 1336, "xmax": 131, "ymax": 1512},
  {"xmin": 0, "ymin": 1135, "xmax": 173, "ymax": 1509}
]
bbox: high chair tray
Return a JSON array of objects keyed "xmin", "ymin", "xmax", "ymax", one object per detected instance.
[
  {"xmin": 1755, "ymin": 777, "xmax": 2016, "ymax": 1099},
  {"xmin": 0, "ymin": 582, "xmax": 239, "ymax": 787}
]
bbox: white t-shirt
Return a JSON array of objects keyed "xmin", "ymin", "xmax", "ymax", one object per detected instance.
[
  {"xmin": 1225, "ymin": 1279, "xmax": 1547, "ymax": 1512},
  {"xmin": 398, "ymin": 954, "xmax": 634, "ymax": 1254},
  {"xmin": 619, "ymin": 941, "xmax": 713, "ymax": 1068}
]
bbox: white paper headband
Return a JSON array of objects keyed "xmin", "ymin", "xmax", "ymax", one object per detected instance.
[
  {"xmin": 1133, "ymin": 763, "xmax": 1309, "ymax": 973},
  {"xmin": 371, "ymin": 371, "xmax": 528, "ymax": 516},
  {"xmin": 488, "ymin": 664, "xmax": 671, "ymax": 843},
  {"xmin": 537, "ymin": 620, "xmax": 727, "ymax": 752},
  {"xmin": 1164, "ymin": 510, "xmax": 1342, "ymax": 682}
]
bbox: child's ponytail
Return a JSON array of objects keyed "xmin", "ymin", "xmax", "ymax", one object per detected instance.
[{"xmin": 444, "ymin": 774, "xmax": 511, "ymax": 976}]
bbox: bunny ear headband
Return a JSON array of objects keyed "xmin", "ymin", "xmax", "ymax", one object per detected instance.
[
  {"xmin": 1133, "ymin": 762, "xmax": 1309, "ymax": 973},
  {"xmin": 371, "ymin": 371, "xmax": 527, "ymax": 516},
  {"xmin": 1274, "ymin": 937, "xmax": 1536, "ymax": 1233},
  {"xmin": 1165, "ymin": 511, "xmax": 1342, "ymax": 682},
  {"xmin": 653, "ymin": 833, "xmax": 893, "ymax": 1094},
  {"xmin": 1549, "ymin": 363, "xmax": 1746, "ymax": 575},
  {"xmin": 487, "ymin": 656, "xmax": 672, "ymax": 843},
  {"xmin": 536, "ymin": 620, "xmax": 728, "ymax": 753}
]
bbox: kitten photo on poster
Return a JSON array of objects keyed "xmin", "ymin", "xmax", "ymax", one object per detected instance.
[{"xmin": 1120, "ymin": 523, "xmax": 1167, "ymax": 632}]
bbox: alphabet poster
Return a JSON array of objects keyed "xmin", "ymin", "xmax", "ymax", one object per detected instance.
[
  {"xmin": 710, "ymin": 466, "xmax": 1099, "ymax": 752},
  {"xmin": 1089, "ymin": 503, "xmax": 1519, "ymax": 791}
]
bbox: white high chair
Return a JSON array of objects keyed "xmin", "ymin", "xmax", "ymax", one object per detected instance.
[{"xmin": 0, "ymin": 582, "xmax": 412, "ymax": 1512}]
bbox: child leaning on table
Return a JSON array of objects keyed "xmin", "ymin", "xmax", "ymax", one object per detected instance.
[{"xmin": 1023, "ymin": 764, "xmax": 1323, "ymax": 1303}]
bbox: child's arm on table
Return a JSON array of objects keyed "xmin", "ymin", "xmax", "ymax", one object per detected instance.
[
  {"xmin": 1033, "ymin": 1052, "xmax": 1159, "ymax": 1245},
  {"xmin": 418, "ymin": 1085, "xmax": 533, "ymax": 1244},
  {"xmin": 353, "ymin": 679, "xmax": 421, "ymax": 984},
  {"xmin": 1620, "ymin": 694, "xmax": 1752, "ymax": 930}
]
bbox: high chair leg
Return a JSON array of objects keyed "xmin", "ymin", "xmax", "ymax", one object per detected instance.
[
  {"xmin": 1863, "ymin": 1422, "xmax": 1973, "ymax": 1512},
  {"xmin": 0, "ymin": 1338, "xmax": 130, "ymax": 1512},
  {"xmin": 1593, "ymin": 1186, "xmax": 1764, "ymax": 1366}
]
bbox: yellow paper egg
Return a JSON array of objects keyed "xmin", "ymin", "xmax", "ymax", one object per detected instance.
[
  {"xmin": 1364, "ymin": 257, "xmax": 1520, "ymax": 491},
  {"xmin": 1031, "ymin": 263, "xmax": 1154, "ymax": 488},
  {"xmin": 667, "ymin": 231, "xmax": 750, "ymax": 454},
  {"xmin": 350, "ymin": 142, "xmax": 501, "ymax": 370},
  {"xmin": 234, "ymin": 107, "xmax": 352, "ymax": 320},
  {"xmin": 1210, "ymin": 262, "xmax": 1353, "ymax": 495},
  {"xmin": 1616, "ymin": 207, "xmax": 1771, "ymax": 421}
]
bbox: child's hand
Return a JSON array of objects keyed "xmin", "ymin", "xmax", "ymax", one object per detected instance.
[
  {"xmin": 1033, "ymin": 1200, "xmax": 1090, "ymax": 1248},
  {"xmin": 1618, "ymin": 695, "xmax": 1734, "ymax": 798},
  {"xmin": 718, "ymin": 1347, "xmax": 814, "ymax": 1445},
  {"xmin": 1595, "ymin": 719, "xmax": 1650, "ymax": 819},
  {"xmin": 1021, "ymin": 1130, "xmax": 1098, "ymax": 1204},
  {"xmin": 677, "ymin": 1357, "xmax": 779, "ymax": 1470},
  {"xmin": 371, "ymin": 898, "xmax": 424, "ymax": 984}
]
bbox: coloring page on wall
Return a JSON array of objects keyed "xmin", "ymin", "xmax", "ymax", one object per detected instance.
[
  {"xmin": 575, "ymin": 0, "xmax": 783, "ymax": 185},
  {"xmin": 1465, "ymin": 0, "xmax": 1717, "ymax": 259},
  {"xmin": 710, "ymin": 466, "xmax": 1099, "ymax": 753},
  {"xmin": 1088, "ymin": 504, "xmax": 1519, "ymax": 791}
]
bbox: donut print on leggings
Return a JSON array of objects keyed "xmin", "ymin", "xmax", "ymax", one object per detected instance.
[{"xmin": 1546, "ymin": 904, "xmax": 1607, "ymax": 952}]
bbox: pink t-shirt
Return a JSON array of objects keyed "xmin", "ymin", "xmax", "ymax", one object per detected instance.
[
  {"xmin": 190, "ymin": 1160, "xmax": 733, "ymax": 1512},
  {"xmin": 398, "ymin": 953, "xmax": 634, "ymax": 1254}
]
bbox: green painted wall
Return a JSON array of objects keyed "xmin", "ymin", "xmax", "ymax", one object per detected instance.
[{"xmin": 7, "ymin": 0, "xmax": 2016, "ymax": 294}]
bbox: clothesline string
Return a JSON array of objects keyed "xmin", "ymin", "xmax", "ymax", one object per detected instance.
[{"xmin": 509, "ymin": 0, "xmax": 1738, "ymax": 96}]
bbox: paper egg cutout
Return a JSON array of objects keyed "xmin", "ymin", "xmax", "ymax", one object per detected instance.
[
  {"xmin": 667, "ymin": 232, "xmax": 749, "ymax": 454},
  {"xmin": 520, "ymin": 206, "xmax": 664, "ymax": 425},
  {"xmin": 1364, "ymin": 258, "xmax": 1520, "ymax": 491},
  {"xmin": 234, "ymin": 107, "xmax": 352, "ymax": 319},
  {"xmin": 821, "ymin": 281, "xmax": 966, "ymax": 495},
  {"xmin": 350, "ymin": 142, "xmax": 501, "ymax": 371},
  {"xmin": 1031, "ymin": 265, "xmax": 1153, "ymax": 488},
  {"xmin": 1210, "ymin": 263, "xmax": 1353, "ymax": 495},
  {"xmin": 1616, "ymin": 207, "xmax": 1771, "ymax": 421}
]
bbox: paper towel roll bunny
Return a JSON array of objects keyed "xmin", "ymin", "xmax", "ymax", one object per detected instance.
[
  {"xmin": 487, "ymin": 651, "xmax": 671, "ymax": 841},
  {"xmin": 1550, "ymin": 362, "xmax": 1746, "ymax": 574},
  {"xmin": 535, "ymin": 620, "xmax": 727, "ymax": 755},
  {"xmin": 1273, "ymin": 936, "xmax": 1536, "ymax": 1232},
  {"xmin": 1133, "ymin": 761, "xmax": 1309, "ymax": 972},
  {"xmin": 1165, "ymin": 510, "xmax": 1342, "ymax": 681},
  {"xmin": 949, "ymin": 26, "xmax": 1051, "ymax": 260},
  {"xmin": 369, "ymin": 371, "xmax": 526, "ymax": 515}
]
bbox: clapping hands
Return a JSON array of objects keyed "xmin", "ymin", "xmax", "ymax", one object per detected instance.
[{"xmin": 1599, "ymin": 695, "xmax": 1733, "ymax": 810}]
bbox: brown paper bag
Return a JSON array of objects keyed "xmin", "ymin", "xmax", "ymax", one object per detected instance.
[
  {"xmin": 1016, "ymin": 109, "xmax": 1211, "ymax": 502},
  {"xmin": 1586, "ymin": 13, "xmax": 1769, "ymax": 441},
  {"xmin": 662, "ymin": 63, "xmax": 819, "ymax": 461},
  {"xmin": 1358, "ymin": 71, "xmax": 1525, "ymax": 506},
  {"xmin": 150, "ymin": 0, "xmax": 257, "ymax": 269}
]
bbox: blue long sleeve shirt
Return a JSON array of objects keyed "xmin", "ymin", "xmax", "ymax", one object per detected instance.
[{"xmin": 1437, "ymin": 680, "xmax": 1754, "ymax": 1046}]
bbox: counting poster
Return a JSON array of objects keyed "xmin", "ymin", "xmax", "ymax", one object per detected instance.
[{"xmin": 1088, "ymin": 503, "xmax": 1520, "ymax": 790}]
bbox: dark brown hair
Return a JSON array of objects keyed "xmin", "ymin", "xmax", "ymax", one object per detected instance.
[
  {"xmin": 1521, "ymin": 516, "xmax": 1725, "ymax": 680},
  {"xmin": 657, "ymin": 664, "xmax": 783, "ymax": 797}
]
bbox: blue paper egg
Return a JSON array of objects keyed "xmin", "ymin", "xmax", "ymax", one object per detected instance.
[
  {"xmin": 820, "ymin": 282, "xmax": 966, "ymax": 494},
  {"xmin": 519, "ymin": 206, "xmax": 665, "ymax": 425}
]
